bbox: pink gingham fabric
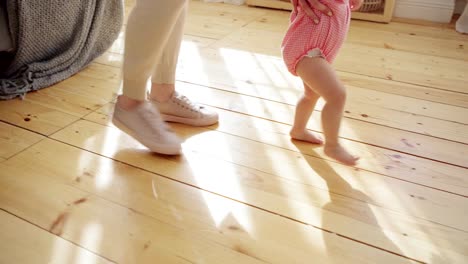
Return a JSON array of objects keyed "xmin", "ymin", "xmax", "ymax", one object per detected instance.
[{"xmin": 282, "ymin": 0, "xmax": 351, "ymax": 75}]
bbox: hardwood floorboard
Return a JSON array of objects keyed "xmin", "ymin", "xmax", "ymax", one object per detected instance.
[
  {"xmin": 0, "ymin": 210, "xmax": 115, "ymax": 264},
  {"xmin": 0, "ymin": 142, "xmax": 414, "ymax": 263},
  {"xmin": 47, "ymin": 120, "xmax": 468, "ymax": 263},
  {"xmin": 1, "ymin": 1, "xmax": 467, "ymax": 263}
]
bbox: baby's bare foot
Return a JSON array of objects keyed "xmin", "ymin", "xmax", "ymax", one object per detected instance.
[
  {"xmin": 290, "ymin": 129, "xmax": 324, "ymax": 144},
  {"xmin": 324, "ymin": 144, "xmax": 360, "ymax": 166}
]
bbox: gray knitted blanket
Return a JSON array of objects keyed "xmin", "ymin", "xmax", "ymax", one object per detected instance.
[{"xmin": 0, "ymin": 0, "xmax": 123, "ymax": 100}]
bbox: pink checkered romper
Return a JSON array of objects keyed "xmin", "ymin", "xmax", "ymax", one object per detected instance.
[{"xmin": 282, "ymin": 0, "xmax": 351, "ymax": 76}]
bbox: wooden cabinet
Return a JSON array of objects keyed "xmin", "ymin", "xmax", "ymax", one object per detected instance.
[{"xmin": 246, "ymin": 0, "xmax": 396, "ymax": 23}]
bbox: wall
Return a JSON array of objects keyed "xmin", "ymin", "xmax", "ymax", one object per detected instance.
[{"xmin": 393, "ymin": 0, "xmax": 457, "ymax": 22}]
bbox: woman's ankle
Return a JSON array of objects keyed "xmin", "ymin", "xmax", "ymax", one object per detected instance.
[
  {"xmin": 116, "ymin": 95, "xmax": 143, "ymax": 110},
  {"xmin": 150, "ymin": 83, "xmax": 175, "ymax": 102}
]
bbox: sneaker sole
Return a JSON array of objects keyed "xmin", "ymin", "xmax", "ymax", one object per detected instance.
[
  {"xmin": 112, "ymin": 116, "xmax": 182, "ymax": 155},
  {"xmin": 160, "ymin": 114, "xmax": 218, "ymax": 127}
]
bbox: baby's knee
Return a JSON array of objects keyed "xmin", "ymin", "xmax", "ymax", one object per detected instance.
[
  {"xmin": 303, "ymin": 87, "xmax": 319, "ymax": 100},
  {"xmin": 329, "ymin": 87, "xmax": 347, "ymax": 105}
]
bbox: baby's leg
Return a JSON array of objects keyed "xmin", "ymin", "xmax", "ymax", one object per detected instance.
[
  {"xmin": 290, "ymin": 82, "xmax": 323, "ymax": 144},
  {"xmin": 296, "ymin": 56, "xmax": 359, "ymax": 166}
]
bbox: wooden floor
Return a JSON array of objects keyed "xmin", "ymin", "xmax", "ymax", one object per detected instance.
[{"xmin": 1, "ymin": 1, "xmax": 468, "ymax": 263}]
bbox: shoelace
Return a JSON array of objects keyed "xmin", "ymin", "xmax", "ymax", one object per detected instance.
[{"xmin": 176, "ymin": 93, "xmax": 200, "ymax": 112}]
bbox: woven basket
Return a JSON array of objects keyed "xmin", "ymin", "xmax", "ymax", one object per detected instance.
[{"xmin": 358, "ymin": 0, "xmax": 384, "ymax": 12}]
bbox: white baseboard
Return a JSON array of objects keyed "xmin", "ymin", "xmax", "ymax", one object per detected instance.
[{"xmin": 394, "ymin": 0, "xmax": 456, "ymax": 23}]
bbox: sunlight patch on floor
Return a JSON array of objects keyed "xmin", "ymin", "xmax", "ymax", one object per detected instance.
[
  {"xmin": 179, "ymin": 40, "xmax": 210, "ymax": 84},
  {"xmin": 78, "ymin": 128, "xmax": 122, "ymax": 190},
  {"xmin": 75, "ymin": 222, "xmax": 103, "ymax": 264},
  {"xmin": 184, "ymin": 138, "xmax": 254, "ymax": 236},
  {"xmin": 218, "ymin": 47, "xmax": 301, "ymax": 103}
]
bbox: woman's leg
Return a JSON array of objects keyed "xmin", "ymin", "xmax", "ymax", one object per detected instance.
[
  {"xmin": 120, "ymin": 0, "xmax": 188, "ymax": 106},
  {"xmin": 148, "ymin": 2, "xmax": 219, "ymax": 127},
  {"xmin": 113, "ymin": 0, "xmax": 190, "ymax": 155},
  {"xmin": 149, "ymin": 2, "xmax": 187, "ymax": 102}
]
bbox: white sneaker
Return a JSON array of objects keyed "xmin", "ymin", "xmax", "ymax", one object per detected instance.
[
  {"xmin": 112, "ymin": 102, "xmax": 182, "ymax": 155},
  {"xmin": 151, "ymin": 91, "xmax": 219, "ymax": 126}
]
